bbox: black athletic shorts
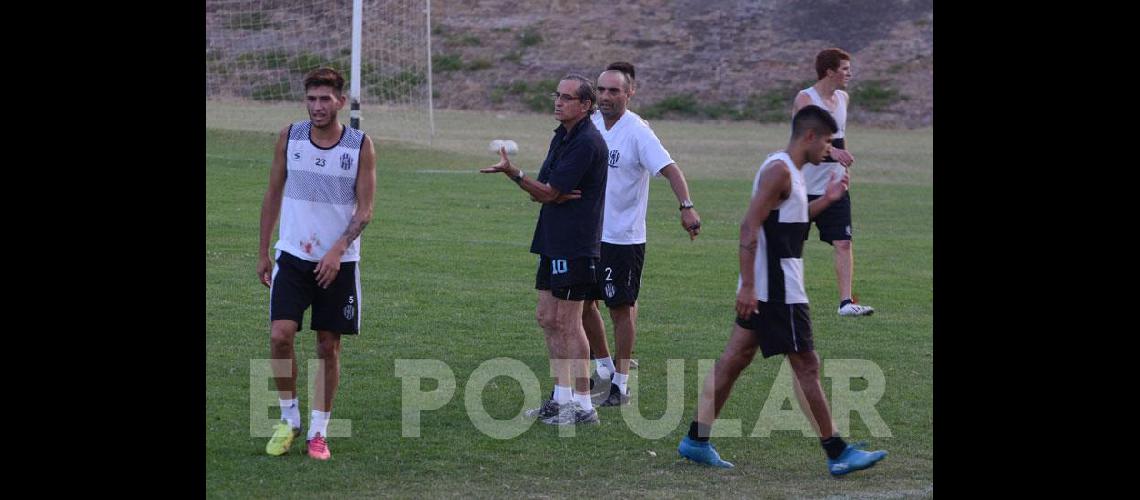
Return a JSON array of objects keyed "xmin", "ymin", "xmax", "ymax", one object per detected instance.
[
  {"xmin": 735, "ymin": 301, "xmax": 813, "ymax": 358},
  {"xmin": 535, "ymin": 255, "xmax": 599, "ymax": 301},
  {"xmin": 806, "ymin": 191, "xmax": 852, "ymax": 244},
  {"xmin": 270, "ymin": 250, "xmax": 361, "ymax": 334},
  {"xmin": 587, "ymin": 242, "xmax": 645, "ymax": 307}
]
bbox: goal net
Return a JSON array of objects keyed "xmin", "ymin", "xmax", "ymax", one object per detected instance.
[{"xmin": 206, "ymin": 0, "xmax": 433, "ymax": 145}]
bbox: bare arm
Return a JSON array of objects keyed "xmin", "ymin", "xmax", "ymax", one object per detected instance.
[
  {"xmin": 257, "ymin": 126, "xmax": 290, "ymax": 288},
  {"xmin": 792, "ymin": 91, "xmax": 814, "ymax": 116},
  {"xmin": 829, "ymin": 147, "xmax": 854, "ymax": 167},
  {"xmin": 830, "ymin": 90, "xmax": 854, "ymax": 167},
  {"xmin": 340, "ymin": 134, "xmax": 377, "ymax": 248},
  {"xmin": 314, "ymin": 134, "xmax": 377, "ymax": 288},
  {"xmin": 659, "ymin": 163, "xmax": 701, "ymax": 240},
  {"xmin": 480, "ymin": 146, "xmax": 581, "ymax": 203},
  {"xmin": 736, "ymin": 162, "xmax": 790, "ymax": 318}
]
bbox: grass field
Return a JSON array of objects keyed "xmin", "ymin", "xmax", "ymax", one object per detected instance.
[{"xmin": 206, "ymin": 103, "xmax": 933, "ymax": 498}]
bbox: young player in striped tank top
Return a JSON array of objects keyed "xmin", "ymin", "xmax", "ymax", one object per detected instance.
[
  {"xmin": 258, "ymin": 67, "xmax": 377, "ymax": 461},
  {"xmin": 678, "ymin": 105, "xmax": 887, "ymax": 476}
]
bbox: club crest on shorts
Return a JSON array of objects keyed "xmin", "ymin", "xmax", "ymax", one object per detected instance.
[
  {"xmin": 343, "ymin": 296, "xmax": 356, "ymax": 320},
  {"xmin": 605, "ymin": 283, "xmax": 616, "ymax": 298}
]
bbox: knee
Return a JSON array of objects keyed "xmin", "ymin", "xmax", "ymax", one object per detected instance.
[
  {"xmin": 718, "ymin": 349, "xmax": 755, "ymax": 379},
  {"xmin": 788, "ymin": 353, "xmax": 820, "ymax": 381},
  {"xmin": 316, "ymin": 335, "xmax": 341, "ymax": 359},
  {"xmin": 537, "ymin": 310, "xmax": 561, "ymax": 332},
  {"xmin": 581, "ymin": 301, "xmax": 600, "ymax": 323},
  {"xmin": 610, "ymin": 304, "xmax": 632, "ymax": 322},
  {"xmin": 833, "ymin": 239, "xmax": 852, "ymax": 251},
  {"xmin": 269, "ymin": 326, "xmax": 295, "ymax": 348}
]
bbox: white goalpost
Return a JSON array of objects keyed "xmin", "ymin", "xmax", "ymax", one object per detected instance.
[{"xmin": 206, "ymin": 0, "xmax": 435, "ymax": 145}]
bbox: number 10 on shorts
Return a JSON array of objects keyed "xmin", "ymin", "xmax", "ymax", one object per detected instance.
[{"xmin": 551, "ymin": 259, "xmax": 568, "ymax": 275}]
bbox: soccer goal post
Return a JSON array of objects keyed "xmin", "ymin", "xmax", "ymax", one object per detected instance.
[{"xmin": 206, "ymin": 0, "xmax": 435, "ymax": 145}]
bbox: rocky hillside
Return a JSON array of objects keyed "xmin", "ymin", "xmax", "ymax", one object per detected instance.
[
  {"xmin": 207, "ymin": 0, "xmax": 933, "ymax": 128},
  {"xmin": 427, "ymin": 0, "xmax": 932, "ymax": 127}
]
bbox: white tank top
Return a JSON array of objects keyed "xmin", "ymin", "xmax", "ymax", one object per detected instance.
[
  {"xmin": 800, "ymin": 87, "xmax": 847, "ymax": 195},
  {"xmin": 275, "ymin": 121, "xmax": 365, "ymax": 262},
  {"xmin": 802, "ymin": 87, "xmax": 846, "ymax": 139}
]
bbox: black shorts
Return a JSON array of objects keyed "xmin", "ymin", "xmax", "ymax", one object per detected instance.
[
  {"xmin": 587, "ymin": 242, "xmax": 645, "ymax": 307},
  {"xmin": 270, "ymin": 251, "xmax": 361, "ymax": 334},
  {"xmin": 734, "ymin": 301, "xmax": 813, "ymax": 358},
  {"xmin": 535, "ymin": 255, "xmax": 599, "ymax": 301},
  {"xmin": 806, "ymin": 191, "xmax": 852, "ymax": 244}
]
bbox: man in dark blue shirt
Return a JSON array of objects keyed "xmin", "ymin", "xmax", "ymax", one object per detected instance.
[{"xmin": 481, "ymin": 73, "xmax": 608, "ymax": 426}]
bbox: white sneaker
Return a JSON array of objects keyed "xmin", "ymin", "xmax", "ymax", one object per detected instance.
[
  {"xmin": 838, "ymin": 302, "xmax": 874, "ymax": 316},
  {"xmin": 541, "ymin": 401, "xmax": 600, "ymax": 425}
]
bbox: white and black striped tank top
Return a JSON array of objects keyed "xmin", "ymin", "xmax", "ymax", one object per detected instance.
[{"xmin": 738, "ymin": 151, "xmax": 810, "ymax": 304}]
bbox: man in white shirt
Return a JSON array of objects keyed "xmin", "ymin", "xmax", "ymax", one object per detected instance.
[{"xmin": 583, "ymin": 63, "xmax": 701, "ymax": 406}]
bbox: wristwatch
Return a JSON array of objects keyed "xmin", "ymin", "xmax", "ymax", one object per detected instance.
[
  {"xmin": 511, "ymin": 170, "xmax": 526, "ymax": 183},
  {"xmin": 679, "ymin": 199, "xmax": 694, "ymax": 210}
]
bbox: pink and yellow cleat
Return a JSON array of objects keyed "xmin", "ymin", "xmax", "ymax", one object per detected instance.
[
  {"xmin": 306, "ymin": 433, "xmax": 331, "ymax": 460},
  {"xmin": 265, "ymin": 422, "xmax": 301, "ymax": 456}
]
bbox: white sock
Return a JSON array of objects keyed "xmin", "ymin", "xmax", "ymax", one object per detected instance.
[
  {"xmin": 279, "ymin": 398, "xmax": 300, "ymax": 429},
  {"xmin": 308, "ymin": 410, "xmax": 330, "ymax": 440},
  {"xmin": 612, "ymin": 372, "xmax": 629, "ymax": 395},
  {"xmin": 573, "ymin": 392, "xmax": 594, "ymax": 412},
  {"xmin": 553, "ymin": 385, "xmax": 573, "ymax": 404},
  {"xmin": 595, "ymin": 357, "xmax": 615, "ymax": 380}
]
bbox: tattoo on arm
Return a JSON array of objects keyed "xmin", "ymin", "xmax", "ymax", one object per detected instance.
[
  {"xmin": 739, "ymin": 240, "xmax": 757, "ymax": 253},
  {"xmin": 341, "ymin": 219, "xmax": 370, "ymax": 243}
]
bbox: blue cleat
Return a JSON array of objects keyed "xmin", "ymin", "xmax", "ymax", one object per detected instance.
[
  {"xmin": 827, "ymin": 444, "xmax": 887, "ymax": 476},
  {"xmin": 678, "ymin": 436, "xmax": 734, "ymax": 468}
]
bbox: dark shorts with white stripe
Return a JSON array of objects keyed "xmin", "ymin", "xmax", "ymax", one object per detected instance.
[
  {"xmin": 735, "ymin": 301, "xmax": 813, "ymax": 358},
  {"xmin": 535, "ymin": 255, "xmax": 599, "ymax": 301},
  {"xmin": 270, "ymin": 251, "xmax": 361, "ymax": 334},
  {"xmin": 586, "ymin": 242, "xmax": 646, "ymax": 307},
  {"xmin": 806, "ymin": 191, "xmax": 852, "ymax": 243}
]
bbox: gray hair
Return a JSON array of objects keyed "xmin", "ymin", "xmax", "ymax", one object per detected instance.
[{"xmin": 562, "ymin": 73, "xmax": 596, "ymax": 116}]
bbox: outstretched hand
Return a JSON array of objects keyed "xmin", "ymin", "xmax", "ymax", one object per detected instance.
[{"xmin": 479, "ymin": 146, "xmax": 513, "ymax": 174}]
